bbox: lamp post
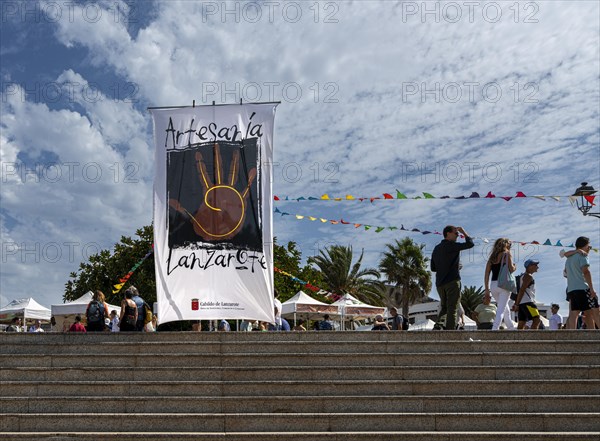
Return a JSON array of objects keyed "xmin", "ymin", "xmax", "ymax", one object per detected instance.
[{"xmin": 573, "ymin": 182, "xmax": 600, "ymax": 219}]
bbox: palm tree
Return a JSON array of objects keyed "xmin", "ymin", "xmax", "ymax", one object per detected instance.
[
  {"xmin": 460, "ymin": 285, "xmax": 486, "ymax": 319},
  {"xmin": 307, "ymin": 245, "xmax": 385, "ymax": 305},
  {"xmin": 379, "ymin": 238, "xmax": 432, "ymax": 319}
]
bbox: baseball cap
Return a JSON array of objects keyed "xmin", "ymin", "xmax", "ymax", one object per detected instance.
[{"xmin": 524, "ymin": 259, "xmax": 540, "ymax": 268}]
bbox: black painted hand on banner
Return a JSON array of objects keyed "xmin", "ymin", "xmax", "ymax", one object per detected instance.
[{"xmin": 171, "ymin": 143, "xmax": 256, "ymax": 242}]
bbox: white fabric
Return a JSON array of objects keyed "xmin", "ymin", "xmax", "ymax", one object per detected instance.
[
  {"xmin": 549, "ymin": 313, "xmax": 562, "ymax": 330},
  {"xmin": 408, "ymin": 319, "xmax": 436, "ymax": 331},
  {"xmin": 151, "ymin": 104, "xmax": 278, "ymax": 324},
  {"xmin": 273, "ymin": 298, "xmax": 282, "ymax": 326},
  {"xmin": 0, "ymin": 298, "xmax": 51, "ymax": 322},
  {"xmin": 462, "ymin": 315, "xmax": 477, "ymax": 330},
  {"xmin": 331, "ymin": 293, "xmax": 385, "ymax": 318},
  {"xmin": 110, "ymin": 316, "xmax": 120, "ymax": 332},
  {"xmin": 491, "ymin": 281, "xmax": 516, "ymax": 330}
]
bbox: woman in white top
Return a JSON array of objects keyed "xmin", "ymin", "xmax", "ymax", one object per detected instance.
[{"xmin": 484, "ymin": 238, "xmax": 516, "ymax": 330}]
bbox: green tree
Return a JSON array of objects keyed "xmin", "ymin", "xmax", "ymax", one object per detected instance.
[
  {"xmin": 461, "ymin": 285, "xmax": 486, "ymax": 318},
  {"xmin": 273, "ymin": 238, "xmax": 327, "ymax": 303},
  {"xmin": 379, "ymin": 237, "xmax": 432, "ymax": 319},
  {"xmin": 307, "ymin": 245, "xmax": 384, "ymax": 306},
  {"xmin": 64, "ymin": 225, "xmax": 155, "ymax": 307}
]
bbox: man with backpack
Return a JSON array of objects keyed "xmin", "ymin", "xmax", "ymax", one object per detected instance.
[
  {"xmin": 389, "ymin": 307, "xmax": 405, "ymax": 331},
  {"xmin": 86, "ymin": 290, "xmax": 109, "ymax": 332}
]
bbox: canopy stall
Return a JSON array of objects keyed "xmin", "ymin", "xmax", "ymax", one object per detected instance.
[
  {"xmin": 408, "ymin": 318, "xmax": 436, "ymax": 331},
  {"xmin": 281, "ymin": 291, "xmax": 339, "ymax": 326},
  {"xmin": 331, "ymin": 293, "xmax": 385, "ymax": 330},
  {"xmin": 51, "ymin": 291, "xmax": 121, "ymax": 332},
  {"xmin": 0, "ymin": 298, "xmax": 51, "ymax": 326}
]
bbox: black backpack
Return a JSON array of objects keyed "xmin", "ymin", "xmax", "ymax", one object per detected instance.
[{"xmin": 87, "ymin": 300, "xmax": 104, "ymax": 323}]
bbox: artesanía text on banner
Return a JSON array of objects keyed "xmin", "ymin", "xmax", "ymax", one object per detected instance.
[{"xmin": 164, "ymin": 113, "xmax": 263, "ymax": 148}]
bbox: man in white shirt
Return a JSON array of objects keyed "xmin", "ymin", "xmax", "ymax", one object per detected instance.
[{"xmin": 548, "ymin": 304, "xmax": 563, "ymax": 330}]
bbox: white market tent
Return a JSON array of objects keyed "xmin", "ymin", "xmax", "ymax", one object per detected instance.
[
  {"xmin": 332, "ymin": 293, "xmax": 386, "ymax": 330},
  {"xmin": 0, "ymin": 297, "xmax": 51, "ymax": 323},
  {"xmin": 408, "ymin": 318, "xmax": 436, "ymax": 331},
  {"xmin": 281, "ymin": 290, "xmax": 339, "ymax": 325},
  {"xmin": 51, "ymin": 291, "xmax": 121, "ymax": 332}
]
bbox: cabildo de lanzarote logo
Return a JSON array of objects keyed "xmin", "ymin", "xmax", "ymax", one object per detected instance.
[{"xmin": 191, "ymin": 298, "xmax": 242, "ymax": 311}]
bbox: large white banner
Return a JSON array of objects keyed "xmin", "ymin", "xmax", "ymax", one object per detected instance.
[{"xmin": 151, "ymin": 103, "xmax": 278, "ymax": 324}]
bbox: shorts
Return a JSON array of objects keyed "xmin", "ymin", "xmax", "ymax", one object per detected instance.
[
  {"xmin": 517, "ymin": 302, "xmax": 540, "ymax": 322},
  {"xmin": 568, "ymin": 289, "xmax": 592, "ymax": 312},
  {"xmin": 590, "ymin": 295, "xmax": 599, "ymax": 309}
]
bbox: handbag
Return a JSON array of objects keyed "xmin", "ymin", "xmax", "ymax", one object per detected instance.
[{"xmin": 497, "ymin": 252, "xmax": 517, "ymax": 292}]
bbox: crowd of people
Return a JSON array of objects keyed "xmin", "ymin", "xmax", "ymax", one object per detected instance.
[
  {"xmin": 66, "ymin": 287, "xmax": 158, "ymax": 333},
  {"xmin": 4, "ymin": 232, "xmax": 597, "ymax": 332},
  {"xmin": 431, "ymin": 225, "xmax": 598, "ymax": 331}
]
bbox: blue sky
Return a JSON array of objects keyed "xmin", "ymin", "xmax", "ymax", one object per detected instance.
[{"xmin": 1, "ymin": 0, "xmax": 599, "ymax": 316}]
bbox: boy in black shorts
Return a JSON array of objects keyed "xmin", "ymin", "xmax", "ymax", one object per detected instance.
[{"xmin": 512, "ymin": 259, "xmax": 540, "ymax": 330}]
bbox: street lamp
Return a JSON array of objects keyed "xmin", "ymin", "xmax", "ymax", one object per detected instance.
[{"xmin": 573, "ymin": 182, "xmax": 600, "ymax": 219}]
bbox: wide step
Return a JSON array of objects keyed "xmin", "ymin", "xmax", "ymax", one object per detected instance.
[
  {"xmin": 1, "ymin": 395, "xmax": 597, "ymax": 413},
  {"xmin": 3, "ymin": 413, "xmax": 600, "ymax": 432},
  {"xmin": 2, "ymin": 432, "xmax": 600, "ymax": 441}
]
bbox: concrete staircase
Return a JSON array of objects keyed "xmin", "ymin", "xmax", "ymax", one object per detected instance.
[{"xmin": 1, "ymin": 330, "xmax": 599, "ymax": 440}]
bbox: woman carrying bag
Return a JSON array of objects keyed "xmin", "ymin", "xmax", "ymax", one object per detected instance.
[{"xmin": 484, "ymin": 238, "xmax": 517, "ymax": 330}]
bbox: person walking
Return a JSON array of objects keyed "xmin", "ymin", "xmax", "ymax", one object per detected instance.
[
  {"xmin": 109, "ymin": 310, "xmax": 120, "ymax": 332},
  {"xmin": 119, "ymin": 290, "xmax": 138, "ymax": 332},
  {"xmin": 293, "ymin": 319, "xmax": 307, "ymax": 331},
  {"xmin": 548, "ymin": 304, "xmax": 563, "ymax": 330},
  {"xmin": 69, "ymin": 316, "xmax": 87, "ymax": 333},
  {"xmin": 319, "ymin": 314, "xmax": 335, "ymax": 330},
  {"xmin": 565, "ymin": 236, "xmax": 597, "ymax": 329},
  {"xmin": 473, "ymin": 296, "xmax": 497, "ymax": 330},
  {"xmin": 127, "ymin": 286, "xmax": 146, "ymax": 332},
  {"xmin": 86, "ymin": 290, "xmax": 110, "ymax": 332},
  {"xmin": 371, "ymin": 314, "xmax": 390, "ymax": 331},
  {"xmin": 484, "ymin": 238, "xmax": 517, "ymax": 331},
  {"xmin": 28, "ymin": 320, "xmax": 45, "ymax": 333},
  {"xmin": 389, "ymin": 307, "xmax": 404, "ymax": 331},
  {"xmin": 431, "ymin": 225, "xmax": 474, "ymax": 330},
  {"xmin": 5, "ymin": 317, "xmax": 22, "ymax": 332},
  {"xmin": 512, "ymin": 259, "xmax": 541, "ymax": 330}
]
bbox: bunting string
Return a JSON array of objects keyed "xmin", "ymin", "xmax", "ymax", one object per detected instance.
[
  {"xmin": 273, "ymin": 191, "xmax": 591, "ymax": 204},
  {"xmin": 274, "ymin": 266, "xmax": 340, "ymax": 301},
  {"xmin": 112, "ymin": 247, "xmax": 155, "ymax": 294},
  {"xmin": 274, "ymin": 208, "xmax": 599, "ymax": 252}
]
